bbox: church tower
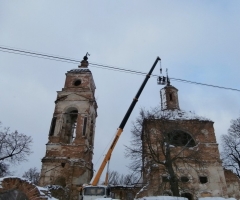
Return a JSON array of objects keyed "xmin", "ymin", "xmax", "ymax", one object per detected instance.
[
  {"xmin": 141, "ymin": 82, "xmax": 230, "ymax": 199},
  {"xmin": 39, "ymin": 55, "xmax": 97, "ymax": 199},
  {"xmin": 160, "ymin": 83, "xmax": 180, "ymax": 110}
]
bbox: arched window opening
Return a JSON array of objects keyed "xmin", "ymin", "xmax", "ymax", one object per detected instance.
[
  {"xmin": 64, "ymin": 109, "xmax": 78, "ymax": 143},
  {"xmin": 199, "ymin": 176, "xmax": 208, "ymax": 184},
  {"xmin": 71, "ymin": 122, "xmax": 77, "ymax": 142},
  {"xmin": 69, "ymin": 110, "xmax": 78, "ymax": 143},
  {"xmin": 73, "ymin": 79, "xmax": 81, "ymax": 86},
  {"xmin": 166, "ymin": 130, "xmax": 196, "ymax": 147},
  {"xmin": 181, "ymin": 176, "xmax": 189, "ymax": 182},
  {"xmin": 49, "ymin": 116, "xmax": 57, "ymax": 136}
]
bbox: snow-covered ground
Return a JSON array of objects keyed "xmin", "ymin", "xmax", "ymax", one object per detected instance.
[
  {"xmin": 36, "ymin": 186, "xmax": 59, "ymax": 200},
  {"xmin": 0, "ymin": 177, "xmax": 237, "ymax": 200},
  {"xmin": 136, "ymin": 197, "xmax": 186, "ymax": 200},
  {"xmin": 199, "ymin": 198, "xmax": 236, "ymax": 200},
  {"xmin": 48, "ymin": 196, "xmax": 239, "ymax": 200},
  {"xmin": 136, "ymin": 197, "xmax": 236, "ymax": 200}
]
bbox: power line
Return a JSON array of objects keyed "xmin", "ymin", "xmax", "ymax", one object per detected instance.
[
  {"xmin": 0, "ymin": 45, "xmax": 240, "ymax": 92},
  {"xmin": 0, "ymin": 47, "xmax": 78, "ymax": 64},
  {"xmin": 0, "ymin": 46, "xmax": 147, "ymax": 75},
  {"xmin": 169, "ymin": 77, "xmax": 240, "ymax": 92},
  {"xmin": 0, "ymin": 46, "xmax": 79, "ymax": 63}
]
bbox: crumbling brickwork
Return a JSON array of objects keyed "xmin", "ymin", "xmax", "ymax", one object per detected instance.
[
  {"xmin": 140, "ymin": 84, "xmax": 240, "ymax": 200},
  {"xmin": 39, "ymin": 62, "xmax": 97, "ymax": 200},
  {"xmin": 224, "ymin": 169, "xmax": 240, "ymax": 199},
  {"xmin": 0, "ymin": 177, "xmax": 47, "ymax": 200},
  {"xmin": 142, "ymin": 119, "xmax": 228, "ymax": 198},
  {"xmin": 110, "ymin": 185, "xmax": 142, "ymax": 200}
]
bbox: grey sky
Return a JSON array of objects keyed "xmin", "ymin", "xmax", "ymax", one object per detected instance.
[{"xmin": 0, "ymin": 1, "xmax": 240, "ymax": 181}]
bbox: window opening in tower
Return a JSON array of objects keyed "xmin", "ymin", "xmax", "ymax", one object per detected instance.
[
  {"xmin": 169, "ymin": 93, "xmax": 173, "ymax": 101},
  {"xmin": 71, "ymin": 122, "xmax": 77, "ymax": 143},
  {"xmin": 49, "ymin": 116, "xmax": 57, "ymax": 136},
  {"xmin": 65, "ymin": 110, "xmax": 78, "ymax": 143},
  {"xmin": 166, "ymin": 130, "xmax": 196, "ymax": 147},
  {"xmin": 82, "ymin": 117, "xmax": 88, "ymax": 136},
  {"xmin": 199, "ymin": 176, "xmax": 208, "ymax": 184}
]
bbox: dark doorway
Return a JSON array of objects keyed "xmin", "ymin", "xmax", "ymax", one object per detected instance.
[
  {"xmin": 181, "ymin": 192, "xmax": 193, "ymax": 200},
  {"xmin": 0, "ymin": 189, "xmax": 29, "ymax": 200}
]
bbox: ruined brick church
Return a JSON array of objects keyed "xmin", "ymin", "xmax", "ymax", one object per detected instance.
[
  {"xmin": 141, "ymin": 83, "xmax": 240, "ymax": 199},
  {"xmin": 36, "ymin": 54, "xmax": 240, "ymax": 200},
  {"xmin": 39, "ymin": 55, "xmax": 97, "ymax": 199}
]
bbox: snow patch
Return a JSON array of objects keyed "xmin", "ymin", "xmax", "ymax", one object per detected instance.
[
  {"xmin": 199, "ymin": 198, "xmax": 236, "ymax": 200},
  {"xmin": 136, "ymin": 197, "xmax": 236, "ymax": 200},
  {"xmin": 159, "ymin": 110, "xmax": 211, "ymax": 121},
  {"xmin": 95, "ymin": 198, "xmax": 113, "ymax": 200},
  {"xmin": 136, "ymin": 196, "xmax": 186, "ymax": 200}
]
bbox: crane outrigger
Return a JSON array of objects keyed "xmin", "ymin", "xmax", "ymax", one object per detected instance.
[{"xmin": 80, "ymin": 57, "xmax": 161, "ymax": 200}]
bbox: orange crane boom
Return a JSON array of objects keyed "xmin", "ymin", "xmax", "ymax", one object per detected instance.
[{"xmin": 91, "ymin": 57, "xmax": 161, "ymax": 186}]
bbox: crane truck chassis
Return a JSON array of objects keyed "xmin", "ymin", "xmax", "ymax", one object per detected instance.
[{"xmin": 80, "ymin": 57, "xmax": 161, "ymax": 200}]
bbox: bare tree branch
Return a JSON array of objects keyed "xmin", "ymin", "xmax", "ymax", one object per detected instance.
[
  {"xmin": 125, "ymin": 107, "xmax": 205, "ymax": 196},
  {"xmin": 0, "ymin": 122, "xmax": 33, "ymax": 177},
  {"xmin": 22, "ymin": 167, "xmax": 40, "ymax": 185},
  {"xmin": 107, "ymin": 170, "xmax": 140, "ymax": 185},
  {"xmin": 221, "ymin": 116, "xmax": 240, "ymax": 178}
]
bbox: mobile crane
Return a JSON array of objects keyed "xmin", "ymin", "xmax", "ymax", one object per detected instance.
[{"xmin": 80, "ymin": 57, "xmax": 161, "ymax": 200}]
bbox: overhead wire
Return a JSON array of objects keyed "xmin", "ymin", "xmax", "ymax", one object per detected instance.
[
  {"xmin": 169, "ymin": 78, "xmax": 240, "ymax": 92},
  {"xmin": 0, "ymin": 47, "xmax": 78, "ymax": 64},
  {"xmin": 0, "ymin": 46, "xmax": 79, "ymax": 63},
  {"xmin": 0, "ymin": 46, "xmax": 147, "ymax": 75},
  {"xmin": 0, "ymin": 45, "xmax": 240, "ymax": 92}
]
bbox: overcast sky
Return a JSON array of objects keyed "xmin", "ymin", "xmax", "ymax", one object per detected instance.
[{"xmin": 1, "ymin": 1, "xmax": 240, "ymax": 182}]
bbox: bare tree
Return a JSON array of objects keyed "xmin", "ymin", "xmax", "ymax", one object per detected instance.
[
  {"xmin": 22, "ymin": 167, "xmax": 40, "ymax": 185},
  {"xmin": 108, "ymin": 170, "xmax": 140, "ymax": 185},
  {"xmin": 122, "ymin": 173, "xmax": 140, "ymax": 185},
  {"xmin": 0, "ymin": 122, "xmax": 33, "ymax": 176},
  {"xmin": 108, "ymin": 170, "xmax": 120, "ymax": 185},
  {"xmin": 125, "ymin": 107, "xmax": 205, "ymax": 196},
  {"xmin": 221, "ymin": 116, "xmax": 240, "ymax": 178},
  {"xmin": 0, "ymin": 162, "xmax": 11, "ymax": 177}
]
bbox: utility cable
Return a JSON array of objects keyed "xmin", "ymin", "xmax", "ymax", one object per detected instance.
[{"xmin": 0, "ymin": 45, "xmax": 240, "ymax": 92}]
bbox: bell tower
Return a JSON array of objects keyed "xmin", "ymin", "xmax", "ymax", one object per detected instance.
[
  {"xmin": 160, "ymin": 83, "xmax": 180, "ymax": 111},
  {"xmin": 39, "ymin": 54, "xmax": 97, "ymax": 198}
]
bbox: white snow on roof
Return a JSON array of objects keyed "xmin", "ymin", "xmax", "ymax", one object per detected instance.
[
  {"xmin": 0, "ymin": 176, "xmax": 33, "ymax": 185},
  {"xmin": 158, "ymin": 109, "xmax": 211, "ymax": 121}
]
